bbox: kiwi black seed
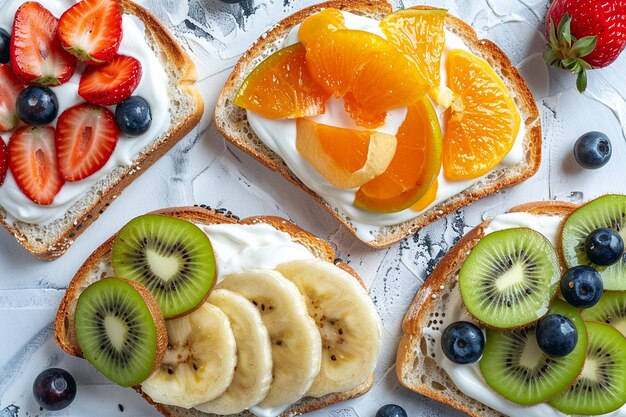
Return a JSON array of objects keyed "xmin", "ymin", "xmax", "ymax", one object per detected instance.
[
  {"xmin": 111, "ymin": 214, "xmax": 217, "ymax": 318},
  {"xmin": 459, "ymin": 228, "xmax": 561, "ymax": 329},
  {"xmin": 561, "ymin": 194, "xmax": 626, "ymax": 290},
  {"xmin": 581, "ymin": 291, "xmax": 626, "ymax": 337},
  {"xmin": 549, "ymin": 321, "xmax": 626, "ymax": 415},
  {"xmin": 479, "ymin": 300, "xmax": 588, "ymax": 405},
  {"xmin": 74, "ymin": 277, "xmax": 167, "ymax": 387}
]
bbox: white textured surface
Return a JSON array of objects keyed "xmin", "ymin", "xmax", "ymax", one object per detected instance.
[{"xmin": 1, "ymin": 0, "xmax": 626, "ymax": 416}]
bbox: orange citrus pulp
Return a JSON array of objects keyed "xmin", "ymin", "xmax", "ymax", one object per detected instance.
[
  {"xmin": 298, "ymin": 8, "xmax": 345, "ymax": 45},
  {"xmin": 411, "ymin": 179, "xmax": 439, "ymax": 211}
]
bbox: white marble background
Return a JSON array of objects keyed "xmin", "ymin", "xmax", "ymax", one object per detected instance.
[{"xmin": 1, "ymin": 0, "xmax": 626, "ymax": 416}]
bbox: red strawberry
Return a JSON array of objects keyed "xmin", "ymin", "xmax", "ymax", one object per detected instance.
[
  {"xmin": 545, "ymin": 0, "xmax": 626, "ymax": 92},
  {"xmin": 0, "ymin": 64, "xmax": 25, "ymax": 132},
  {"xmin": 9, "ymin": 126, "xmax": 64, "ymax": 205},
  {"xmin": 55, "ymin": 103, "xmax": 119, "ymax": 181},
  {"xmin": 78, "ymin": 55, "xmax": 142, "ymax": 105},
  {"xmin": 57, "ymin": 0, "xmax": 123, "ymax": 65},
  {"xmin": 0, "ymin": 139, "xmax": 8, "ymax": 186},
  {"xmin": 10, "ymin": 2, "xmax": 77, "ymax": 86}
]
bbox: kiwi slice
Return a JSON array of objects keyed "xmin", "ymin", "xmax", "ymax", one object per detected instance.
[
  {"xmin": 75, "ymin": 277, "xmax": 167, "ymax": 387},
  {"xmin": 581, "ymin": 291, "xmax": 626, "ymax": 337},
  {"xmin": 112, "ymin": 214, "xmax": 217, "ymax": 318},
  {"xmin": 549, "ymin": 321, "xmax": 626, "ymax": 415},
  {"xmin": 479, "ymin": 299, "xmax": 588, "ymax": 405},
  {"xmin": 561, "ymin": 194, "xmax": 626, "ymax": 290},
  {"xmin": 459, "ymin": 228, "xmax": 561, "ymax": 329}
]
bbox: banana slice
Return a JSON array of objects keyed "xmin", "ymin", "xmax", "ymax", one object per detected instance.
[
  {"xmin": 195, "ymin": 289, "xmax": 273, "ymax": 415},
  {"xmin": 276, "ymin": 259, "xmax": 382, "ymax": 398},
  {"xmin": 218, "ymin": 269, "xmax": 322, "ymax": 409},
  {"xmin": 141, "ymin": 302, "xmax": 237, "ymax": 408}
]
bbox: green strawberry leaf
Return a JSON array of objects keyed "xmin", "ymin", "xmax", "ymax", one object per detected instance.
[
  {"xmin": 571, "ymin": 36, "xmax": 597, "ymax": 58},
  {"xmin": 576, "ymin": 70, "xmax": 588, "ymax": 92},
  {"xmin": 557, "ymin": 13, "xmax": 572, "ymax": 46}
]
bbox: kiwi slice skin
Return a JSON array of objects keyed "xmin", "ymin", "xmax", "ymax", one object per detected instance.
[
  {"xmin": 560, "ymin": 194, "xmax": 626, "ymax": 291},
  {"xmin": 460, "ymin": 228, "xmax": 561, "ymax": 329},
  {"xmin": 75, "ymin": 277, "xmax": 167, "ymax": 387},
  {"xmin": 549, "ymin": 321, "xmax": 626, "ymax": 415},
  {"xmin": 581, "ymin": 291, "xmax": 626, "ymax": 337},
  {"xmin": 112, "ymin": 214, "xmax": 217, "ymax": 319},
  {"xmin": 479, "ymin": 299, "xmax": 588, "ymax": 406}
]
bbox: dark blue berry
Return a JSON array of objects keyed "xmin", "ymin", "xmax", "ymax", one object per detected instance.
[
  {"xmin": 115, "ymin": 96, "xmax": 152, "ymax": 136},
  {"xmin": 561, "ymin": 266, "xmax": 603, "ymax": 308},
  {"xmin": 574, "ymin": 131, "xmax": 612, "ymax": 169},
  {"xmin": 33, "ymin": 368, "xmax": 76, "ymax": 411},
  {"xmin": 536, "ymin": 314, "xmax": 577, "ymax": 357},
  {"xmin": 376, "ymin": 404, "xmax": 407, "ymax": 417},
  {"xmin": 441, "ymin": 321, "xmax": 484, "ymax": 364},
  {"xmin": 585, "ymin": 227, "xmax": 624, "ymax": 266},
  {"xmin": 0, "ymin": 28, "xmax": 9, "ymax": 64},
  {"xmin": 16, "ymin": 86, "xmax": 58, "ymax": 126}
]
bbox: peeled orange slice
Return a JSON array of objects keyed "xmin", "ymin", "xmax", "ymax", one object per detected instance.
[
  {"xmin": 355, "ymin": 96, "xmax": 442, "ymax": 213},
  {"xmin": 443, "ymin": 49, "xmax": 520, "ymax": 180},
  {"xmin": 298, "ymin": 8, "xmax": 345, "ymax": 46},
  {"xmin": 296, "ymin": 119, "xmax": 397, "ymax": 189},
  {"xmin": 234, "ymin": 43, "xmax": 330, "ymax": 119},
  {"xmin": 411, "ymin": 179, "xmax": 438, "ymax": 212}
]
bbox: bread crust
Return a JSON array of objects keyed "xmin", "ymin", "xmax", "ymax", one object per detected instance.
[
  {"xmin": 396, "ymin": 200, "xmax": 577, "ymax": 417},
  {"xmin": 214, "ymin": 3, "xmax": 541, "ymax": 249},
  {"xmin": 54, "ymin": 206, "xmax": 374, "ymax": 417},
  {"xmin": 0, "ymin": 0, "xmax": 204, "ymax": 260}
]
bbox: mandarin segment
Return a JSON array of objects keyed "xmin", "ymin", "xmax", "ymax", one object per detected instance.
[
  {"xmin": 411, "ymin": 179, "xmax": 438, "ymax": 212},
  {"xmin": 298, "ymin": 8, "xmax": 345, "ymax": 46}
]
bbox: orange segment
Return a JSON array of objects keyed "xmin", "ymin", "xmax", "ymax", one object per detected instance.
[
  {"xmin": 443, "ymin": 49, "xmax": 520, "ymax": 180},
  {"xmin": 296, "ymin": 118, "xmax": 397, "ymax": 189},
  {"xmin": 298, "ymin": 8, "xmax": 345, "ymax": 46},
  {"xmin": 411, "ymin": 179, "xmax": 438, "ymax": 212},
  {"xmin": 234, "ymin": 43, "xmax": 330, "ymax": 118},
  {"xmin": 355, "ymin": 96, "xmax": 442, "ymax": 213}
]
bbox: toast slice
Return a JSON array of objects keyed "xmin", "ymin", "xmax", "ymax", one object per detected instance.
[
  {"xmin": 54, "ymin": 206, "xmax": 375, "ymax": 417},
  {"xmin": 0, "ymin": 0, "xmax": 204, "ymax": 260},
  {"xmin": 214, "ymin": 1, "xmax": 541, "ymax": 249},
  {"xmin": 396, "ymin": 200, "xmax": 578, "ymax": 417}
]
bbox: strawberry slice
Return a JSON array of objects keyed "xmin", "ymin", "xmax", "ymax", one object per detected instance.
[
  {"xmin": 58, "ymin": 0, "xmax": 123, "ymax": 65},
  {"xmin": 0, "ymin": 139, "xmax": 8, "ymax": 186},
  {"xmin": 10, "ymin": 2, "xmax": 77, "ymax": 86},
  {"xmin": 55, "ymin": 103, "xmax": 119, "ymax": 181},
  {"xmin": 0, "ymin": 64, "xmax": 25, "ymax": 132},
  {"xmin": 9, "ymin": 126, "xmax": 64, "ymax": 205},
  {"xmin": 79, "ymin": 55, "xmax": 142, "ymax": 106}
]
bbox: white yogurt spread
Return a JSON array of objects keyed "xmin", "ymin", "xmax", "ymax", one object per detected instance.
[
  {"xmin": 0, "ymin": 0, "xmax": 171, "ymax": 226},
  {"xmin": 247, "ymin": 11, "xmax": 526, "ymax": 242}
]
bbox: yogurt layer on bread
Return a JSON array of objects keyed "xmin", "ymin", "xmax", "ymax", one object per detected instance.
[{"xmin": 0, "ymin": 0, "xmax": 170, "ymax": 226}]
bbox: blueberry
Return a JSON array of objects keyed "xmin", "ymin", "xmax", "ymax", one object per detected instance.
[
  {"xmin": 441, "ymin": 321, "xmax": 484, "ymax": 364},
  {"xmin": 574, "ymin": 131, "xmax": 612, "ymax": 169},
  {"xmin": 585, "ymin": 227, "xmax": 624, "ymax": 266},
  {"xmin": 115, "ymin": 96, "xmax": 152, "ymax": 136},
  {"xmin": 33, "ymin": 368, "xmax": 77, "ymax": 411},
  {"xmin": 376, "ymin": 404, "xmax": 407, "ymax": 417},
  {"xmin": 561, "ymin": 266, "xmax": 603, "ymax": 308},
  {"xmin": 16, "ymin": 86, "xmax": 59, "ymax": 126},
  {"xmin": 536, "ymin": 314, "xmax": 577, "ymax": 357},
  {"xmin": 0, "ymin": 28, "xmax": 9, "ymax": 64}
]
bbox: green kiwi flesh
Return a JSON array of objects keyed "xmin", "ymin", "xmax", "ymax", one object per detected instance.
[
  {"xmin": 460, "ymin": 228, "xmax": 560, "ymax": 329},
  {"xmin": 112, "ymin": 214, "xmax": 217, "ymax": 318},
  {"xmin": 581, "ymin": 291, "xmax": 626, "ymax": 337},
  {"xmin": 549, "ymin": 322, "xmax": 626, "ymax": 415},
  {"xmin": 561, "ymin": 194, "xmax": 626, "ymax": 290}
]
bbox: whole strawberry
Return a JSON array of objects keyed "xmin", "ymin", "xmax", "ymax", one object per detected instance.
[{"xmin": 544, "ymin": 0, "xmax": 626, "ymax": 92}]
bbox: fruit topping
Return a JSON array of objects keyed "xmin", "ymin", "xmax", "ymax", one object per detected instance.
[
  {"xmin": 79, "ymin": 55, "xmax": 142, "ymax": 106},
  {"xmin": 582, "ymin": 291, "xmax": 626, "ymax": 336},
  {"xmin": 115, "ymin": 96, "xmax": 152, "ymax": 136},
  {"xmin": 574, "ymin": 131, "xmax": 612, "ymax": 169},
  {"xmin": 32, "ymin": 368, "xmax": 77, "ymax": 411},
  {"xmin": 410, "ymin": 178, "xmax": 438, "ymax": 212},
  {"xmin": 10, "ymin": 2, "xmax": 76, "ymax": 86},
  {"xmin": 561, "ymin": 194, "xmax": 626, "ymax": 290},
  {"xmin": 549, "ymin": 322, "xmax": 626, "ymax": 415},
  {"xmin": 459, "ymin": 228, "xmax": 560, "ymax": 329},
  {"xmin": 74, "ymin": 277, "xmax": 167, "ymax": 387},
  {"xmin": 8, "ymin": 126, "xmax": 64, "ymax": 205},
  {"xmin": 0, "ymin": 139, "xmax": 7, "ymax": 186},
  {"xmin": 295, "ymin": 118, "xmax": 397, "ymax": 189},
  {"xmin": 443, "ymin": 49, "xmax": 520, "ymax": 180},
  {"xmin": 560, "ymin": 265, "xmax": 603, "ymax": 308},
  {"xmin": 355, "ymin": 97, "xmax": 442, "ymax": 213},
  {"xmin": 479, "ymin": 300, "xmax": 588, "ymax": 405},
  {"xmin": 16, "ymin": 86, "xmax": 58, "ymax": 126},
  {"xmin": 111, "ymin": 214, "xmax": 217, "ymax": 319},
  {"xmin": 376, "ymin": 404, "xmax": 408, "ymax": 417},
  {"xmin": 0, "ymin": 28, "xmax": 10, "ymax": 64},
  {"xmin": 535, "ymin": 314, "xmax": 578, "ymax": 357},
  {"xmin": 55, "ymin": 103, "xmax": 119, "ymax": 182},
  {"xmin": 585, "ymin": 227, "xmax": 624, "ymax": 266},
  {"xmin": 441, "ymin": 321, "xmax": 484, "ymax": 364},
  {"xmin": 57, "ymin": 0, "xmax": 123, "ymax": 64},
  {"xmin": 298, "ymin": 8, "xmax": 345, "ymax": 46},
  {"xmin": 0, "ymin": 64, "xmax": 24, "ymax": 132}
]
